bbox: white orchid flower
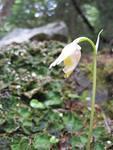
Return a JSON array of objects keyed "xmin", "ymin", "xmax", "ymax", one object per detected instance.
[
  {"xmin": 49, "ymin": 40, "xmax": 81, "ymax": 78},
  {"xmin": 49, "ymin": 30, "xmax": 103, "ymax": 78}
]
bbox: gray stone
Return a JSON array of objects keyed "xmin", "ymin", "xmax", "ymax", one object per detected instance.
[
  {"xmin": 88, "ymin": 88, "xmax": 109, "ymax": 105},
  {"xmin": 0, "ymin": 21, "xmax": 68, "ymax": 48},
  {"xmin": 74, "ymin": 69, "xmax": 109, "ymax": 105}
]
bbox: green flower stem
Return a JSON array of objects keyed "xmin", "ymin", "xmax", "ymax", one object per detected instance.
[{"xmin": 77, "ymin": 37, "xmax": 97, "ymax": 150}]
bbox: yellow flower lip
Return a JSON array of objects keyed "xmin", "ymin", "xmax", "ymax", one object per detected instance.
[
  {"xmin": 49, "ymin": 30, "xmax": 103, "ymax": 78},
  {"xmin": 49, "ymin": 40, "xmax": 81, "ymax": 78}
]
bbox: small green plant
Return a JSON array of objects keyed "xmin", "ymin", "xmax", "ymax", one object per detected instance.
[{"xmin": 49, "ymin": 30, "xmax": 103, "ymax": 150}]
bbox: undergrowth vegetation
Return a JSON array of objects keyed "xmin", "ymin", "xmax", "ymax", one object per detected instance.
[{"xmin": 0, "ymin": 41, "xmax": 112, "ymax": 149}]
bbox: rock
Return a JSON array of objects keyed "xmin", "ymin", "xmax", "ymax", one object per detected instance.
[
  {"xmin": 96, "ymin": 88, "xmax": 109, "ymax": 104},
  {"xmin": 88, "ymin": 88, "xmax": 109, "ymax": 105},
  {"xmin": 0, "ymin": 21, "xmax": 68, "ymax": 48},
  {"xmin": 73, "ymin": 68, "xmax": 109, "ymax": 105},
  {"xmin": 74, "ymin": 70, "xmax": 91, "ymax": 93}
]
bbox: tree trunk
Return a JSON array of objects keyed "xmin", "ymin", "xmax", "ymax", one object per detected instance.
[
  {"xmin": 0, "ymin": 0, "xmax": 15, "ymax": 23},
  {"xmin": 71, "ymin": 0, "xmax": 109, "ymax": 43}
]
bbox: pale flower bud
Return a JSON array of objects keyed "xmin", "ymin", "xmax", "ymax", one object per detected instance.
[{"xmin": 49, "ymin": 40, "xmax": 81, "ymax": 78}]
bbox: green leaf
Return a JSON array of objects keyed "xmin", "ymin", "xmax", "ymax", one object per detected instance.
[
  {"xmin": 94, "ymin": 142, "xmax": 104, "ymax": 150},
  {"xmin": 68, "ymin": 93, "xmax": 80, "ymax": 99},
  {"xmin": 63, "ymin": 113, "xmax": 83, "ymax": 132},
  {"xmin": 5, "ymin": 119, "xmax": 19, "ymax": 133},
  {"xmin": 19, "ymin": 138, "xmax": 29, "ymax": 150},
  {"xmin": 45, "ymin": 99, "xmax": 61, "ymax": 106},
  {"xmin": 18, "ymin": 107, "xmax": 31, "ymax": 118},
  {"xmin": 33, "ymin": 134, "xmax": 51, "ymax": 149},
  {"xmin": 50, "ymin": 136, "xmax": 59, "ymax": 144},
  {"xmin": 45, "ymin": 92, "xmax": 62, "ymax": 106},
  {"xmin": 70, "ymin": 136, "xmax": 81, "ymax": 149},
  {"xmin": 93, "ymin": 127, "xmax": 105, "ymax": 139},
  {"xmin": 70, "ymin": 135, "xmax": 87, "ymax": 149},
  {"xmin": 11, "ymin": 137, "xmax": 29, "ymax": 150},
  {"xmin": 30, "ymin": 99, "xmax": 45, "ymax": 109},
  {"xmin": 37, "ymin": 66, "xmax": 49, "ymax": 75},
  {"xmin": 80, "ymin": 135, "xmax": 87, "ymax": 145},
  {"xmin": 47, "ymin": 80, "xmax": 63, "ymax": 92}
]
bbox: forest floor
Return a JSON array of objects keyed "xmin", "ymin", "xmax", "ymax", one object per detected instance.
[{"xmin": 0, "ymin": 41, "xmax": 113, "ymax": 150}]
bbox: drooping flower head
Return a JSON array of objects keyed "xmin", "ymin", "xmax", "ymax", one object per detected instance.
[
  {"xmin": 49, "ymin": 30, "xmax": 103, "ymax": 78},
  {"xmin": 49, "ymin": 40, "xmax": 81, "ymax": 78}
]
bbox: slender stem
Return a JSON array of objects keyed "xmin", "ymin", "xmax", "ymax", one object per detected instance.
[
  {"xmin": 87, "ymin": 50, "xmax": 96, "ymax": 150},
  {"xmin": 76, "ymin": 37, "xmax": 97, "ymax": 150}
]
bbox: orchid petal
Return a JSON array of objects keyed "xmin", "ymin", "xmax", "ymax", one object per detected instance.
[
  {"xmin": 63, "ymin": 48, "xmax": 81, "ymax": 78},
  {"xmin": 49, "ymin": 42, "xmax": 81, "ymax": 69}
]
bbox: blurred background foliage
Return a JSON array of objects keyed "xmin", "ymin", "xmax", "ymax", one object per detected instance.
[{"xmin": 0, "ymin": 0, "xmax": 113, "ymax": 41}]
